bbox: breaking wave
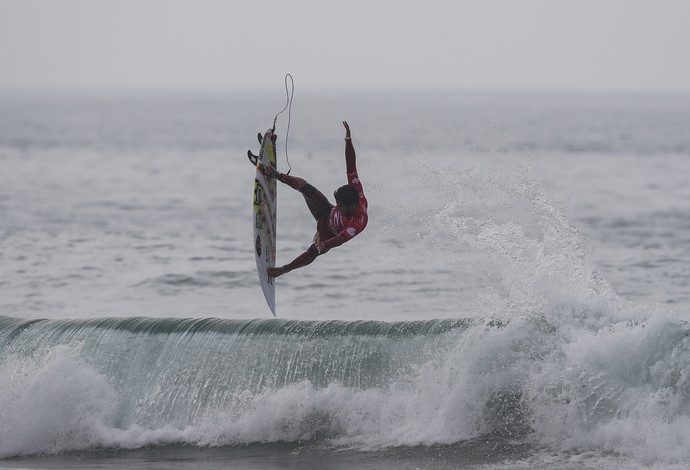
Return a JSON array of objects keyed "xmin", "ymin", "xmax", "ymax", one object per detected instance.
[{"xmin": 1, "ymin": 310, "xmax": 688, "ymax": 464}]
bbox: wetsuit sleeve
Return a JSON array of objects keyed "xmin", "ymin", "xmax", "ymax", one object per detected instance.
[
  {"xmin": 321, "ymin": 232, "xmax": 350, "ymax": 252},
  {"xmin": 345, "ymin": 140, "xmax": 363, "ymax": 190},
  {"xmin": 346, "ymin": 139, "xmax": 367, "ymax": 208},
  {"xmin": 281, "ymin": 245, "xmax": 319, "ymax": 273},
  {"xmin": 345, "ymin": 139, "xmax": 356, "ymax": 175}
]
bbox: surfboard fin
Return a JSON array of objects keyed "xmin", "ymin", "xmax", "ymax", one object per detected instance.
[
  {"xmin": 257, "ymin": 132, "xmax": 263, "ymax": 145},
  {"xmin": 247, "ymin": 150, "xmax": 258, "ymax": 166}
]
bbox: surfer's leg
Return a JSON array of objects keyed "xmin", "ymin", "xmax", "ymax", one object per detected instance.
[
  {"xmin": 302, "ymin": 187, "xmax": 332, "ymax": 220},
  {"xmin": 278, "ymin": 174, "xmax": 312, "ymax": 192},
  {"xmin": 280, "ymin": 174, "xmax": 333, "ymax": 220}
]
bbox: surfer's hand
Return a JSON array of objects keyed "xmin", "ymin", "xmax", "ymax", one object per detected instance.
[
  {"xmin": 343, "ymin": 121, "xmax": 351, "ymax": 140},
  {"xmin": 267, "ymin": 266, "xmax": 287, "ymax": 278}
]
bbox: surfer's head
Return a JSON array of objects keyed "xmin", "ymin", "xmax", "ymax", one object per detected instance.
[{"xmin": 334, "ymin": 184, "xmax": 359, "ymax": 215}]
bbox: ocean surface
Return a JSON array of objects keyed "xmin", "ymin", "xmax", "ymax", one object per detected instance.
[{"xmin": 1, "ymin": 90, "xmax": 689, "ymax": 469}]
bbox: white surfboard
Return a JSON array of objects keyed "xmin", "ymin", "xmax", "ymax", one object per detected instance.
[{"xmin": 251, "ymin": 129, "xmax": 277, "ymax": 315}]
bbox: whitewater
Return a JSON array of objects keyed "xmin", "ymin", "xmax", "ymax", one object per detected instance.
[{"xmin": 1, "ymin": 91, "xmax": 690, "ymax": 469}]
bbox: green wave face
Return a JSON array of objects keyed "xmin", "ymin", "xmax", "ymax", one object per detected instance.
[{"xmin": 0, "ymin": 316, "xmax": 472, "ymax": 428}]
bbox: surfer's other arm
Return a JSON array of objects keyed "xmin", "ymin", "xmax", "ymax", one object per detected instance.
[{"xmin": 267, "ymin": 244, "xmax": 320, "ymax": 278}]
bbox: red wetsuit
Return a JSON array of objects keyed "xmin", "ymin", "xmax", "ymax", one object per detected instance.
[{"xmin": 278, "ymin": 138, "xmax": 367, "ymax": 273}]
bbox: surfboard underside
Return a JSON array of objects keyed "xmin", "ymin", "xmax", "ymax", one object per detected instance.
[{"xmin": 252, "ymin": 129, "xmax": 277, "ymax": 315}]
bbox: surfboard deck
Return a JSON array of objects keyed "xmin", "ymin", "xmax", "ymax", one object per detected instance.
[{"xmin": 251, "ymin": 129, "xmax": 277, "ymax": 315}]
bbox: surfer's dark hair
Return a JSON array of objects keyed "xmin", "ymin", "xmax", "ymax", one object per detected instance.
[{"xmin": 334, "ymin": 184, "xmax": 359, "ymax": 206}]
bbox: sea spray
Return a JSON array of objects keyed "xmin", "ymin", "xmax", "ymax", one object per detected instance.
[{"xmin": 526, "ymin": 309, "xmax": 690, "ymax": 463}]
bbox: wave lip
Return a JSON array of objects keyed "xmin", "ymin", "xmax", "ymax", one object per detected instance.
[{"xmin": 0, "ymin": 315, "xmax": 473, "ymax": 338}]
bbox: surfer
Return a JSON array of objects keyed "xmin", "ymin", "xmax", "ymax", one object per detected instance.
[{"xmin": 261, "ymin": 121, "xmax": 368, "ymax": 278}]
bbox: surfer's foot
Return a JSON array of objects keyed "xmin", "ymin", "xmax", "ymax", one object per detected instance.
[
  {"xmin": 258, "ymin": 163, "xmax": 280, "ymax": 180},
  {"xmin": 267, "ymin": 266, "xmax": 288, "ymax": 278}
]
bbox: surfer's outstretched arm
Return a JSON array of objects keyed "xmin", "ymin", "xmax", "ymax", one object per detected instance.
[
  {"xmin": 344, "ymin": 121, "xmax": 356, "ymax": 174},
  {"xmin": 343, "ymin": 122, "xmax": 366, "ymax": 206}
]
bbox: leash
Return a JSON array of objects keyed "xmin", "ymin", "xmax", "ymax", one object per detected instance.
[{"xmin": 272, "ymin": 74, "xmax": 294, "ymax": 175}]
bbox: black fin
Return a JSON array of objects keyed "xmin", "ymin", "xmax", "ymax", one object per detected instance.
[
  {"xmin": 257, "ymin": 133, "xmax": 263, "ymax": 145},
  {"xmin": 247, "ymin": 150, "xmax": 258, "ymax": 166}
]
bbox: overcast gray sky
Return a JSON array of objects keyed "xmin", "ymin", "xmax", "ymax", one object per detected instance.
[{"xmin": 2, "ymin": 0, "xmax": 689, "ymax": 93}]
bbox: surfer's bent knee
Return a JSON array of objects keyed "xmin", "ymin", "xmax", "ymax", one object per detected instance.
[{"xmin": 307, "ymin": 244, "xmax": 319, "ymax": 256}]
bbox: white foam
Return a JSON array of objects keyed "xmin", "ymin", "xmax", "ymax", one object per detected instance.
[{"xmin": 0, "ymin": 345, "xmax": 118, "ymax": 457}]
